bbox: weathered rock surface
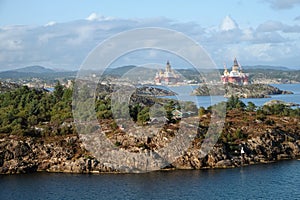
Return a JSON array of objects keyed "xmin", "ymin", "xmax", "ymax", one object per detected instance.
[
  {"xmin": 0, "ymin": 135, "xmax": 115, "ymax": 174},
  {"xmin": 97, "ymin": 83, "xmax": 176, "ymax": 97},
  {"xmin": 1, "ymin": 125, "xmax": 299, "ymax": 174},
  {"xmin": 1, "ymin": 109, "xmax": 299, "ymax": 174},
  {"xmin": 0, "ymin": 81, "xmax": 20, "ymax": 93},
  {"xmin": 264, "ymin": 100, "xmax": 300, "ymax": 107},
  {"xmin": 192, "ymin": 83, "xmax": 293, "ymax": 98},
  {"xmin": 136, "ymin": 86, "xmax": 177, "ymax": 96},
  {"xmin": 172, "ymin": 131, "xmax": 300, "ymax": 169}
]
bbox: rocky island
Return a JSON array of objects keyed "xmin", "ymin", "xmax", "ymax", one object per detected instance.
[
  {"xmin": 0, "ymin": 108, "xmax": 299, "ymax": 174},
  {"xmin": 0, "ymin": 81, "xmax": 299, "ymax": 174},
  {"xmin": 192, "ymin": 83, "xmax": 293, "ymax": 98},
  {"xmin": 192, "ymin": 58, "xmax": 293, "ymax": 98},
  {"xmin": 0, "ymin": 89, "xmax": 299, "ymax": 173}
]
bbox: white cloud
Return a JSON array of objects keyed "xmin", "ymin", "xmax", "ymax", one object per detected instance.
[
  {"xmin": 86, "ymin": 13, "xmax": 100, "ymax": 21},
  {"xmin": 219, "ymin": 16, "xmax": 239, "ymax": 31},
  {"xmin": 0, "ymin": 39, "xmax": 23, "ymax": 51},
  {"xmin": 44, "ymin": 21, "xmax": 56, "ymax": 27},
  {"xmin": 263, "ymin": 0, "xmax": 300, "ymax": 9},
  {"xmin": 241, "ymin": 28, "xmax": 254, "ymax": 41},
  {"xmin": 204, "ymin": 16, "xmax": 244, "ymax": 45},
  {"xmin": 253, "ymin": 32, "xmax": 286, "ymax": 43},
  {"xmin": 0, "ymin": 26, "xmax": 26, "ymax": 51},
  {"xmin": 257, "ymin": 21, "xmax": 284, "ymax": 32},
  {"xmin": 245, "ymin": 43, "xmax": 273, "ymax": 61},
  {"xmin": 257, "ymin": 20, "xmax": 300, "ymax": 33},
  {"xmin": 295, "ymin": 16, "xmax": 300, "ymax": 21},
  {"xmin": 66, "ymin": 25, "xmax": 95, "ymax": 45},
  {"xmin": 38, "ymin": 32, "xmax": 63, "ymax": 45},
  {"xmin": 86, "ymin": 12, "xmax": 114, "ymax": 21},
  {"xmin": 0, "ymin": 15, "xmax": 299, "ymax": 70}
]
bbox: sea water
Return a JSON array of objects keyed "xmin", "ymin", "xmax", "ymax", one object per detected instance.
[
  {"xmin": 160, "ymin": 84, "xmax": 300, "ymax": 108},
  {"xmin": 1, "ymin": 84, "xmax": 299, "ymax": 200},
  {"xmin": 0, "ymin": 160, "xmax": 299, "ymax": 199}
]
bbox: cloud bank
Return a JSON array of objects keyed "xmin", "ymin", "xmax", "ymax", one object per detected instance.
[
  {"xmin": 0, "ymin": 14, "xmax": 299, "ymax": 70},
  {"xmin": 264, "ymin": 0, "xmax": 300, "ymax": 10}
]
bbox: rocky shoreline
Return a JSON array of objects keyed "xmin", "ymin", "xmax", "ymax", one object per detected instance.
[
  {"xmin": 0, "ymin": 135, "xmax": 115, "ymax": 174},
  {"xmin": 1, "ymin": 111, "xmax": 299, "ymax": 174},
  {"xmin": 1, "ymin": 132, "xmax": 299, "ymax": 174},
  {"xmin": 192, "ymin": 83, "xmax": 293, "ymax": 98},
  {"xmin": 97, "ymin": 83, "xmax": 177, "ymax": 97}
]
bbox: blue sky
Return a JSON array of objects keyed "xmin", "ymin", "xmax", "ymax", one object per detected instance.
[
  {"xmin": 1, "ymin": 0, "xmax": 299, "ymax": 27},
  {"xmin": 0, "ymin": 0, "xmax": 300, "ymax": 70}
]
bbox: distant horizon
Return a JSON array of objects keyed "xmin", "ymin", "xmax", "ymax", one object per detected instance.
[{"xmin": 0, "ymin": 63, "xmax": 298, "ymax": 73}]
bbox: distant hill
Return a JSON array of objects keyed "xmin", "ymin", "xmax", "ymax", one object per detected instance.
[
  {"xmin": 0, "ymin": 65, "xmax": 55, "ymax": 79},
  {"xmin": 0, "ymin": 66, "xmax": 76, "ymax": 80},
  {"xmin": 103, "ymin": 65, "xmax": 157, "ymax": 81},
  {"xmin": 103, "ymin": 65, "xmax": 137, "ymax": 77},
  {"xmin": 241, "ymin": 65, "xmax": 291, "ymax": 71},
  {"xmin": 245, "ymin": 69, "xmax": 300, "ymax": 83},
  {"xmin": 1, "ymin": 64, "xmax": 298, "ymax": 84},
  {"xmin": 12, "ymin": 66, "xmax": 55, "ymax": 73}
]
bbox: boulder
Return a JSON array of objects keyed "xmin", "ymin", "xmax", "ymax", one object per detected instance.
[{"xmin": 215, "ymin": 159, "xmax": 233, "ymax": 168}]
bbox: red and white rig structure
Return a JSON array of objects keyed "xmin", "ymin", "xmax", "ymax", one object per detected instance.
[
  {"xmin": 221, "ymin": 58, "xmax": 249, "ymax": 85},
  {"xmin": 154, "ymin": 61, "xmax": 180, "ymax": 85}
]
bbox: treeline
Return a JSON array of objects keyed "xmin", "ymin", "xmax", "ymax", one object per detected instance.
[
  {"xmin": 0, "ymin": 83, "xmax": 184, "ymax": 137},
  {"xmin": 245, "ymin": 69, "xmax": 300, "ymax": 83},
  {"xmin": 0, "ymin": 82, "xmax": 73, "ymax": 137},
  {"xmin": 95, "ymin": 90, "xmax": 190, "ymax": 125},
  {"xmin": 204, "ymin": 95, "xmax": 300, "ymax": 117},
  {"xmin": 0, "ymin": 84, "xmax": 299, "ymax": 138},
  {"xmin": 200, "ymin": 95, "xmax": 300, "ymax": 144}
]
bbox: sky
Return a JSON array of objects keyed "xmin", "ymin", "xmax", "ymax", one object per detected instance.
[{"xmin": 0, "ymin": 0, "xmax": 300, "ymax": 70}]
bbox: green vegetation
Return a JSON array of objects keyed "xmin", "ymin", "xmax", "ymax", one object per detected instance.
[
  {"xmin": 137, "ymin": 107, "xmax": 150, "ymax": 125},
  {"xmin": 257, "ymin": 103, "xmax": 300, "ymax": 117},
  {"xmin": 246, "ymin": 102, "xmax": 256, "ymax": 112},
  {"xmin": 207, "ymin": 95, "xmax": 246, "ymax": 114},
  {"xmin": 201, "ymin": 95, "xmax": 299, "ymax": 145},
  {"xmin": 226, "ymin": 95, "xmax": 246, "ymax": 110},
  {"xmin": 221, "ymin": 127, "xmax": 247, "ymax": 143},
  {"xmin": 164, "ymin": 100, "xmax": 178, "ymax": 123},
  {"xmin": 207, "ymin": 95, "xmax": 299, "ymax": 117},
  {"xmin": 0, "ymin": 82, "xmax": 298, "ymax": 139},
  {"xmin": 0, "ymin": 81, "xmax": 183, "ymax": 137},
  {"xmin": 198, "ymin": 106, "xmax": 206, "ymax": 117},
  {"xmin": 0, "ymin": 82, "xmax": 73, "ymax": 137},
  {"xmin": 245, "ymin": 69, "xmax": 300, "ymax": 83}
]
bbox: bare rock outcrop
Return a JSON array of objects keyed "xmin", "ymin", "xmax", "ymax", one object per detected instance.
[
  {"xmin": 1, "ymin": 117, "xmax": 299, "ymax": 174},
  {"xmin": 192, "ymin": 83, "xmax": 293, "ymax": 98},
  {"xmin": 0, "ymin": 135, "xmax": 115, "ymax": 174}
]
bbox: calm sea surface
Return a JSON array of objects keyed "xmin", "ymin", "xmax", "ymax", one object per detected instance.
[
  {"xmin": 0, "ymin": 160, "xmax": 300, "ymax": 200},
  {"xmin": 161, "ymin": 83, "xmax": 300, "ymax": 108}
]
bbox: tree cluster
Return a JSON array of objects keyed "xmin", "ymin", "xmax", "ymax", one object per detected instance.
[
  {"xmin": 1, "ymin": 83, "xmax": 298, "ymax": 139},
  {"xmin": 0, "ymin": 82, "xmax": 73, "ymax": 137}
]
